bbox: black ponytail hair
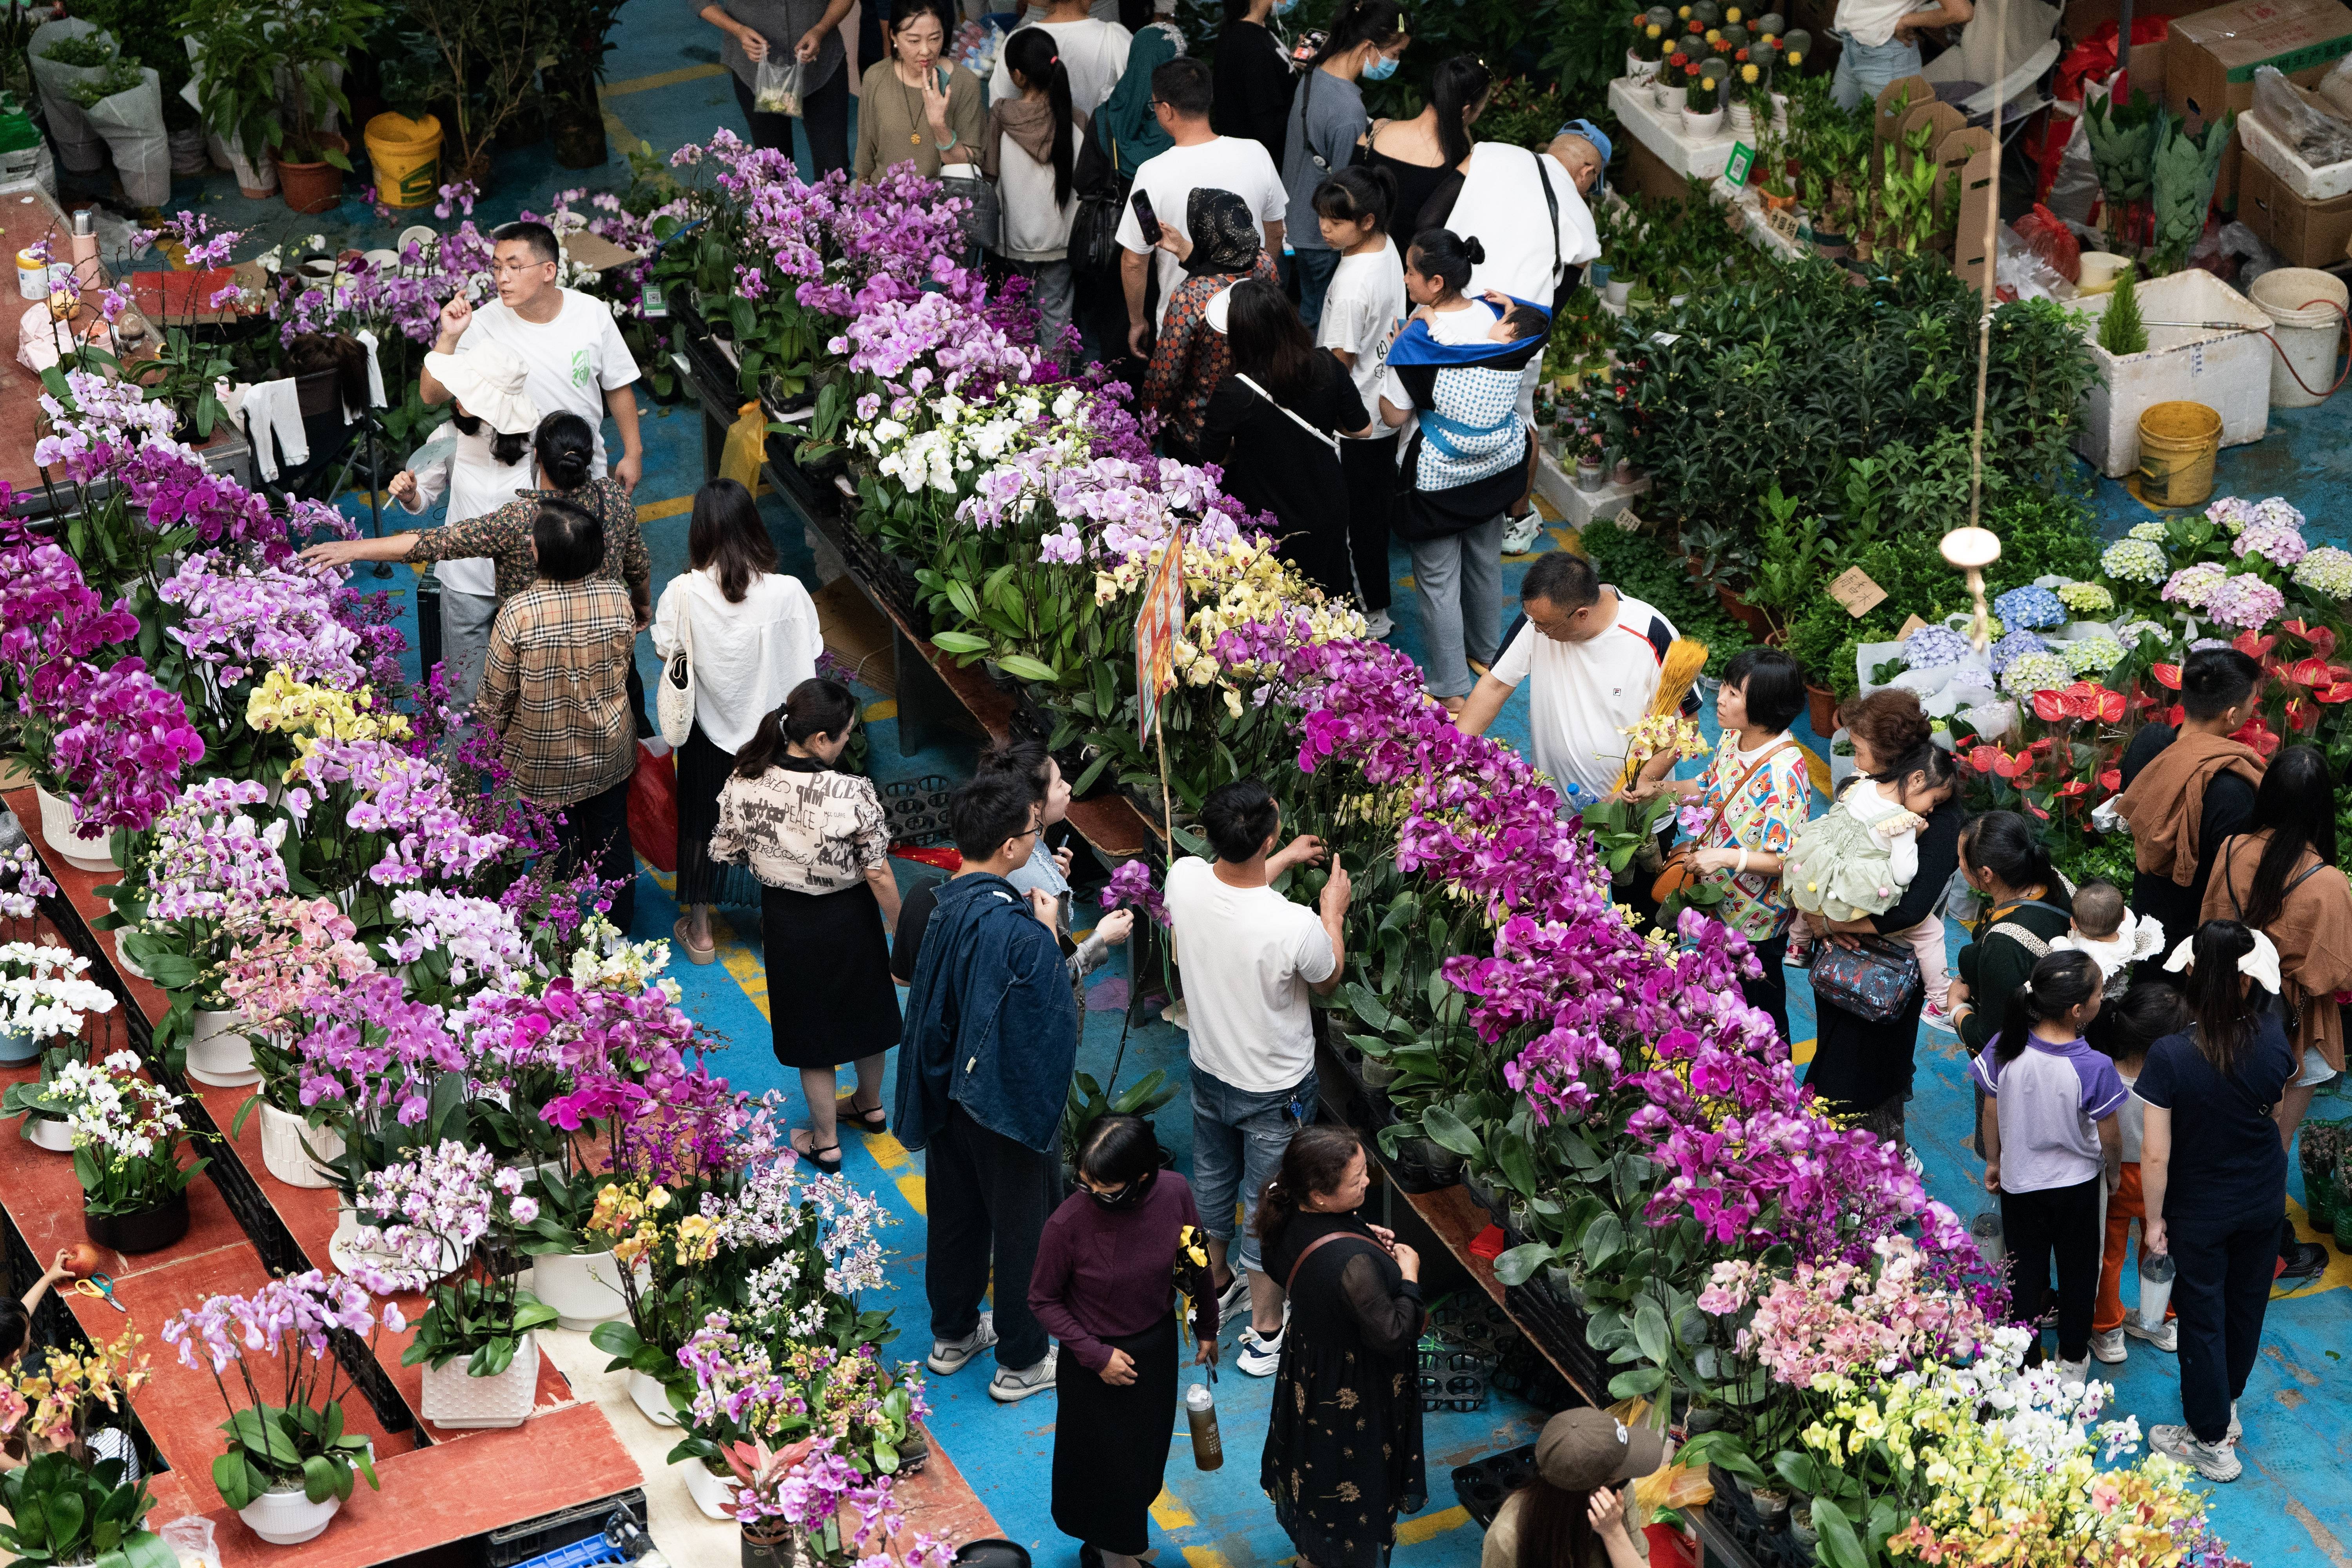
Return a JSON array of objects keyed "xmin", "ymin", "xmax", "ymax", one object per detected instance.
[
  {"xmin": 735, "ymin": 677, "xmax": 859, "ymax": 779},
  {"xmin": 2183, "ymin": 918, "xmax": 2269, "ymax": 1080},
  {"xmin": 1077, "ymin": 1114, "xmax": 1164, "ymax": 1187},
  {"xmin": 1408, "ymin": 227, "xmax": 1483, "ymax": 296},
  {"xmin": 1431, "ymin": 54, "xmax": 1492, "ymax": 170},
  {"xmin": 1005, "ymin": 27, "xmax": 1077, "ymax": 207},
  {"xmin": 1309, "ymin": 0, "xmax": 1408, "ymax": 67},
  {"xmin": 1960, "ymin": 809, "xmax": 2057, "ymax": 899},
  {"xmin": 1225, "ymin": 278, "xmax": 1322, "ymax": 407},
  {"xmin": 1885, "ymin": 739, "xmax": 1958, "ymax": 802},
  {"xmin": 534, "ymin": 410, "xmax": 595, "ymax": 492},
  {"xmin": 2241, "ymin": 744, "xmax": 2338, "ymax": 931},
  {"xmin": 1312, "ymin": 164, "xmax": 1396, "ymax": 236},
  {"xmin": 1252, "ymin": 1124, "xmax": 1362, "ymax": 1241},
  {"xmin": 1993, "ymin": 949, "xmax": 2103, "ymax": 1065},
  {"xmin": 450, "ymin": 409, "xmax": 531, "ymax": 467}
]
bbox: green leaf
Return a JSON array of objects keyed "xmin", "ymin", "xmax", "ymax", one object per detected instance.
[
  {"xmin": 1421, "ymin": 1104, "xmax": 1483, "ymax": 1160},
  {"xmin": 1809, "ymin": 1497, "xmax": 1868, "ymax": 1568},
  {"xmin": 302, "ymin": 1454, "xmax": 339, "ymax": 1505},
  {"xmin": 929, "ymin": 630, "xmax": 992, "ymax": 654},
  {"xmin": 996, "ymin": 653, "xmax": 1059, "ymax": 682},
  {"xmin": 1632, "ymin": 1298, "xmax": 1670, "ymax": 1367},
  {"xmin": 1491, "ymin": 1243, "xmax": 1552, "ymax": 1287},
  {"xmin": 1608, "ymin": 1366, "xmax": 1666, "ymax": 1397}
]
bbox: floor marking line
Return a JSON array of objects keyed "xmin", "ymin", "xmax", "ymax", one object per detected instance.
[
  {"xmin": 1395, "ymin": 1504, "xmax": 1472, "ymax": 1545},
  {"xmin": 1149, "ymin": 1488, "xmax": 1197, "ymax": 1530},
  {"xmin": 635, "ymin": 494, "xmax": 695, "ymax": 522},
  {"xmin": 604, "ymin": 62, "xmax": 729, "ymax": 97}
]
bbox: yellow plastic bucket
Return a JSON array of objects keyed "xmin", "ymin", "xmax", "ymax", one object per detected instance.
[
  {"xmin": 365, "ymin": 113, "xmax": 443, "ymax": 209},
  {"xmin": 2136, "ymin": 400, "xmax": 2222, "ymax": 508}
]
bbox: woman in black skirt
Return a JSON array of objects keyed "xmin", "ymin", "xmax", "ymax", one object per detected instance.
[
  {"xmin": 1030, "ymin": 1116, "xmax": 1219, "ymax": 1568},
  {"xmin": 1258, "ymin": 1125, "xmax": 1426, "ymax": 1568},
  {"xmin": 707, "ymin": 678, "xmax": 901, "ymax": 1173},
  {"xmin": 652, "ymin": 478, "xmax": 824, "ymax": 965}
]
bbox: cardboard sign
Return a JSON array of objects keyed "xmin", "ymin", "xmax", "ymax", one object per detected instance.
[
  {"xmin": 1897, "ymin": 613, "xmax": 1929, "ymax": 639},
  {"xmin": 1829, "ymin": 566, "xmax": 1889, "ymax": 619},
  {"xmin": 1724, "ymin": 141, "xmax": 1755, "ymax": 187},
  {"xmin": 1136, "ymin": 526, "xmax": 1187, "ymax": 744},
  {"xmin": 561, "ymin": 230, "xmax": 644, "ymax": 272}
]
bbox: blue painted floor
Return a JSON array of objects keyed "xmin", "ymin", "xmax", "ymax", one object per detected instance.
[{"xmin": 131, "ymin": 1, "xmax": 2347, "ymax": 1552}]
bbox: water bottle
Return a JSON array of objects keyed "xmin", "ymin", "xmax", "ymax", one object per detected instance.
[
  {"xmin": 1971, "ymin": 1208, "xmax": 2006, "ymax": 1269},
  {"xmin": 2138, "ymin": 1241, "xmax": 2176, "ymax": 1328},
  {"xmin": 1186, "ymin": 1383, "xmax": 1224, "ymax": 1471}
]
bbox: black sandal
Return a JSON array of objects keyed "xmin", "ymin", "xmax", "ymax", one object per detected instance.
[
  {"xmin": 836, "ymin": 1094, "xmax": 888, "ymax": 1136},
  {"xmin": 791, "ymin": 1129, "xmax": 844, "ymax": 1174}
]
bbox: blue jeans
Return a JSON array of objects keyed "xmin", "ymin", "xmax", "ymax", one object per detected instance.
[
  {"xmin": 1191, "ymin": 1062, "xmax": 1317, "ymax": 1275},
  {"xmin": 1831, "ymin": 31, "xmax": 1924, "ymax": 111},
  {"xmin": 1290, "ymin": 246, "xmax": 1342, "ymax": 328}
]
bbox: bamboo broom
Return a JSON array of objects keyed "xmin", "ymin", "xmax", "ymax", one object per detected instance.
[{"xmin": 1609, "ymin": 638, "xmax": 1711, "ymax": 796}]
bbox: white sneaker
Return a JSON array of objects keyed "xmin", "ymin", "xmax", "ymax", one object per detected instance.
[
  {"xmin": 2054, "ymin": 1355, "xmax": 2091, "ymax": 1388},
  {"xmin": 988, "ymin": 1356, "xmax": 1057, "ymax": 1403},
  {"xmin": 2230, "ymin": 1400, "xmax": 2242, "ymax": 1442},
  {"xmin": 1901, "ymin": 1146, "xmax": 1926, "ymax": 1179},
  {"xmin": 1237, "ymin": 1325, "xmax": 1284, "ymax": 1377},
  {"xmin": 1366, "ymin": 610, "xmax": 1395, "ymax": 640},
  {"xmin": 2123, "ymin": 1314, "xmax": 2178, "ymax": 1354},
  {"xmin": 2089, "ymin": 1327, "xmax": 2127, "ymax": 1364},
  {"xmin": 2149, "ymin": 1423, "xmax": 2241, "ymax": 1482},
  {"xmin": 928, "ymin": 1312, "xmax": 997, "ymax": 1375},
  {"xmin": 1213, "ymin": 1273, "xmax": 1250, "ymax": 1323},
  {"xmin": 1501, "ymin": 513, "xmax": 1543, "ymax": 555},
  {"xmin": 1161, "ymin": 998, "xmax": 1189, "ymax": 1031}
]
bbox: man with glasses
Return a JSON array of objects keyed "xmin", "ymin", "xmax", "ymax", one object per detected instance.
[
  {"xmin": 893, "ymin": 772, "xmax": 1083, "ymax": 1404},
  {"xmin": 423, "ymin": 220, "xmax": 646, "ymax": 495}
]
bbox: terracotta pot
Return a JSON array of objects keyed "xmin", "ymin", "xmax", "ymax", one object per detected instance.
[
  {"xmin": 275, "ymin": 134, "xmax": 348, "ymax": 216},
  {"xmin": 1715, "ymin": 585, "xmax": 1772, "ymax": 640},
  {"xmin": 1805, "ymin": 683, "xmax": 1840, "ymax": 735}
]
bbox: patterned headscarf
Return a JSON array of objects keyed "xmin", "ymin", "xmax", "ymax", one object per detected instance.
[{"xmin": 1183, "ymin": 187, "xmax": 1261, "ymax": 276}]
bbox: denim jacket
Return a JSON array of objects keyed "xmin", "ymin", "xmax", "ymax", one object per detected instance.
[{"xmin": 892, "ymin": 872, "xmax": 1080, "ymax": 1154}]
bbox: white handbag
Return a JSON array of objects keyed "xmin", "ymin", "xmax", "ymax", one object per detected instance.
[{"xmin": 657, "ymin": 587, "xmax": 697, "ymax": 747}]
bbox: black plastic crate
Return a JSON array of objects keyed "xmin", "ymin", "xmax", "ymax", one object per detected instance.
[
  {"xmin": 483, "ymin": 1490, "xmax": 649, "ymax": 1568},
  {"xmin": 1450, "ymin": 1443, "xmax": 1539, "ymax": 1528}
]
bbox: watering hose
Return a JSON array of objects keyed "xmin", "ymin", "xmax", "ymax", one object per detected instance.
[{"xmin": 2133, "ymin": 298, "xmax": 2352, "ymax": 400}]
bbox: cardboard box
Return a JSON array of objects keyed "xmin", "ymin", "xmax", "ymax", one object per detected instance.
[
  {"xmin": 2237, "ymin": 142, "xmax": 2352, "ymax": 259},
  {"xmin": 2166, "ymin": 0, "xmax": 2352, "ymax": 122}
]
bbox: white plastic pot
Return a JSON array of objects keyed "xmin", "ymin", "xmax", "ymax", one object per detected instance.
[
  {"xmin": 26, "ymin": 1115, "xmax": 73, "ymax": 1152},
  {"xmin": 529, "ymin": 1251, "xmax": 631, "ymax": 1331},
  {"xmin": 34, "ymin": 786, "xmax": 118, "ymax": 873},
  {"xmin": 676, "ymin": 1454, "xmax": 741, "ymax": 1520},
  {"xmin": 259, "ymin": 1102, "xmax": 343, "ymax": 1188},
  {"xmin": 1603, "ymin": 279, "xmax": 1633, "ymax": 309},
  {"xmin": 112, "ymin": 940, "xmax": 148, "ymax": 982},
  {"xmin": 419, "ymin": 1331, "xmax": 538, "ymax": 1429},
  {"xmin": 238, "ymin": 1483, "xmax": 341, "ymax": 1545},
  {"xmin": 186, "ymin": 1009, "xmax": 258, "ymax": 1087},
  {"xmin": 330, "ymin": 1199, "xmax": 459, "ymax": 1277},
  {"xmin": 1682, "ymin": 106, "xmax": 1725, "ymax": 139},
  {"xmin": 2247, "ymin": 267, "xmax": 2348, "ymax": 409},
  {"xmin": 223, "ymin": 138, "xmax": 276, "ymax": 197},
  {"xmin": 628, "ymin": 1368, "xmax": 681, "ymax": 1427}
]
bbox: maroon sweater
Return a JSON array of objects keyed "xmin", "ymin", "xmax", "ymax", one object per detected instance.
[{"xmin": 1029, "ymin": 1171, "xmax": 1216, "ymax": 1372}]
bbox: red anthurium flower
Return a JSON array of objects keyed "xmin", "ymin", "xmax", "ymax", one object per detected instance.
[
  {"xmin": 2152, "ymin": 663, "xmax": 2182, "ymax": 691},
  {"xmin": 2030, "ymin": 690, "xmax": 2068, "ymax": 723},
  {"xmin": 2319, "ymin": 682, "xmax": 2352, "ymax": 704},
  {"xmin": 2098, "ymin": 768, "xmax": 2122, "ymax": 792},
  {"xmin": 2026, "ymin": 802, "xmax": 2051, "ymax": 819},
  {"xmin": 2094, "ymin": 687, "xmax": 2127, "ymax": 722},
  {"xmin": 1967, "ymin": 745, "xmax": 2004, "ymax": 774},
  {"xmin": 2163, "ymin": 702, "xmax": 2185, "ymax": 727},
  {"xmin": 2287, "ymin": 697, "xmax": 2318, "ymax": 732},
  {"xmin": 2055, "ymin": 780, "xmax": 2090, "ymax": 798},
  {"xmin": 2231, "ymin": 717, "xmax": 2280, "ymax": 757},
  {"xmin": 2232, "ymin": 630, "xmax": 2276, "ymax": 660},
  {"xmin": 2285, "ymin": 657, "xmax": 2338, "ymax": 687},
  {"xmin": 1995, "ymin": 752, "xmax": 2033, "ymax": 780}
]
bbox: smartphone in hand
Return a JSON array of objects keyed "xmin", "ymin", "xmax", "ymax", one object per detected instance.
[{"xmin": 1130, "ymin": 190, "xmax": 1162, "ymax": 247}]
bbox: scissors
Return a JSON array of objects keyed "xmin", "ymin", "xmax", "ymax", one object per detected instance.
[{"xmin": 66, "ymin": 1273, "xmax": 127, "ymax": 1314}]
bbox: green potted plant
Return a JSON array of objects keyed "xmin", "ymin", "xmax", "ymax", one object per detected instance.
[
  {"xmin": 54, "ymin": 1050, "xmax": 211, "ymax": 1253},
  {"xmin": 270, "ymin": 0, "xmax": 379, "ymax": 212},
  {"xmin": 1684, "ymin": 60, "xmax": 1725, "ymax": 140},
  {"xmin": 0, "ymin": 1327, "xmax": 169, "ymax": 1568},
  {"xmin": 173, "ymin": 0, "xmax": 279, "ymax": 194}
]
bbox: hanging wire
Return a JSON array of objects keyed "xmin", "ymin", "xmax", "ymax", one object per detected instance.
[{"xmin": 1966, "ymin": 1, "xmax": 2009, "ymax": 531}]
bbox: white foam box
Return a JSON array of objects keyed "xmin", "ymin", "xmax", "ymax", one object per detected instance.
[
  {"xmin": 1608, "ymin": 76, "xmax": 1739, "ymax": 184},
  {"xmin": 1534, "ymin": 446, "xmax": 1653, "ymax": 525},
  {"xmin": 2242, "ymin": 102, "xmax": 2352, "ymax": 201},
  {"xmin": 2072, "ymin": 267, "xmax": 2273, "ymax": 478}
]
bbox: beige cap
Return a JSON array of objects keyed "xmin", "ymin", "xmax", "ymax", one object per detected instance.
[
  {"xmin": 423, "ymin": 343, "xmax": 539, "ymax": 438},
  {"xmin": 1534, "ymin": 1408, "xmax": 1666, "ymax": 1493}
]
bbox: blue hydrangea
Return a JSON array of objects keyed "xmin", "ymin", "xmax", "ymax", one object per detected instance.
[
  {"xmin": 1900, "ymin": 625, "xmax": 1973, "ymax": 669},
  {"xmin": 1988, "ymin": 628, "xmax": 2049, "ymax": 675},
  {"xmin": 1994, "ymin": 584, "xmax": 2068, "ymax": 630}
]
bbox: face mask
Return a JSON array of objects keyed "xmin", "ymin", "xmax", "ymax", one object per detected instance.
[
  {"xmin": 1274, "ymin": 0, "xmax": 1298, "ymax": 15},
  {"xmin": 1363, "ymin": 51, "xmax": 1399, "ymax": 80},
  {"xmin": 1087, "ymin": 1169, "xmax": 1156, "ymax": 1210}
]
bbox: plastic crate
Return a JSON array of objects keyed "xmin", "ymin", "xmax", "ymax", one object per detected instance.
[
  {"xmin": 1450, "ymin": 1442, "xmax": 1539, "ymax": 1528},
  {"xmin": 506, "ymin": 1539, "xmax": 629, "ymax": 1568},
  {"xmin": 484, "ymin": 1491, "xmax": 648, "ymax": 1568}
]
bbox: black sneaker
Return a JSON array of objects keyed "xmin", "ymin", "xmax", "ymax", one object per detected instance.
[{"xmin": 2278, "ymin": 1241, "xmax": 2331, "ymax": 1285}]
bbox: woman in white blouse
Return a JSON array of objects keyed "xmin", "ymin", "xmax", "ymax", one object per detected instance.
[{"xmin": 652, "ymin": 479, "xmax": 824, "ymax": 964}]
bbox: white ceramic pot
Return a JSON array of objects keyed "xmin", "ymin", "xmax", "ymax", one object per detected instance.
[
  {"xmin": 260, "ymin": 1102, "xmax": 343, "ymax": 1189},
  {"xmin": 1683, "ymin": 106, "xmax": 1726, "ymax": 138},
  {"xmin": 186, "ymin": 1009, "xmax": 258, "ymax": 1087},
  {"xmin": 238, "ymin": 1483, "xmax": 341, "ymax": 1545},
  {"xmin": 1626, "ymin": 52, "xmax": 1659, "ymax": 85},
  {"xmin": 26, "ymin": 1114, "xmax": 73, "ymax": 1152},
  {"xmin": 1655, "ymin": 81, "xmax": 1688, "ymax": 113},
  {"xmin": 1729, "ymin": 100, "xmax": 1756, "ymax": 136},
  {"xmin": 677, "ymin": 1455, "xmax": 741, "ymax": 1521},
  {"xmin": 529, "ymin": 1251, "xmax": 631, "ymax": 1331},
  {"xmin": 34, "ymin": 786, "xmax": 117, "ymax": 873},
  {"xmin": 628, "ymin": 1368, "xmax": 681, "ymax": 1427},
  {"xmin": 419, "ymin": 1331, "xmax": 539, "ymax": 1429},
  {"xmin": 1603, "ymin": 279, "xmax": 1633, "ymax": 309},
  {"xmin": 330, "ymin": 1199, "xmax": 459, "ymax": 1276}
]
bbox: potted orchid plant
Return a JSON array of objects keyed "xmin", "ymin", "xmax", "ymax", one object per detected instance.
[
  {"xmin": 351, "ymin": 1139, "xmax": 555, "ymax": 1430},
  {"xmin": 0, "ymin": 942, "xmax": 117, "ymax": 1065},
  {"xmin": 218, "ymin": 895, "xmax": 376, "ymax": 1188},
  {"xmin": 53, "ymin": 1050, "xmax": 212, "ymax": 1254},
  {"xmin": 161, "ymin": 1272, "xmax": 399, "ymax": 1546},
  {"xmin": 0, "ymin": 1325, "xmax": 167, "ymax": 1568}
]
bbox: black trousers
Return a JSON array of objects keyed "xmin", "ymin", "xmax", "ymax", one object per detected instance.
[
  {"xmin": 1741, "ymin": 931, "xmax": 1790, "ymax": 1049},
  {"xmin": 730, "ymin": 64, "xmax": 851, "ymax": 177},
  {"xmin": 1339, "ymin": 431, "xmax": 1396, "ymax": 613},
  {"xmin": 674, "ymin": 722, "xmax": 731, "ymax": 907},
  {"xmin": 2000, "ymin": 1175, "xmax": 2102, "ymax": 1364},
  {"xmin": 2172, "ymin": 1207, "xmax": 2278, "ymax": 1443},
  {"xmin": 554, "ymin": 774, "xmax": 637, "ymax": 936},
  {"xmin": 927, "ymin": 1102, "xmax": 1065, "ymax": 1372}
]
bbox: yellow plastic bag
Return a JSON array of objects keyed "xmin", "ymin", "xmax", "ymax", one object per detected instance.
[
  {"xmin": 1607, "ymin": 1396, "xmax": 1715, "ymax": 1518},
  {"xmin": 718, "ymin": 399, "xmax": 767, "ymax": 492}
]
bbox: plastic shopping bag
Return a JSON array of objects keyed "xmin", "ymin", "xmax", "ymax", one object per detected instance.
[
  {"xmin": 85, "ymin": 67, "xmax": 170, "ymax": 208},
  {"xmin": 719, "ymin": 399, "xmax": 767, "ymax": 489},
  {"xmin": 755, "ymin": 54, "xmax": 805, "ymax": 117},
  {"xmin": 628, "ymin": 742, "xmax": 679, "ymax": 876}
]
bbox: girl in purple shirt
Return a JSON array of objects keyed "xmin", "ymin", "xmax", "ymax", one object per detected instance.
[{"xmin": 1973, "ymin": 949, "xmax": 2126, "ymax": 1378}]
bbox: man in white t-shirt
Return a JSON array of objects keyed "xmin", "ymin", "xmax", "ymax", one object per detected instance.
[
  {"xmin": 1163, "ymin": 777, "xmax": 1350, "ymax": 1378},
  {"xmin": 1116, "ymin": 54, "xmax": 1286, "ymax": 355},
  {"xmin": 989, "ymin": 0, "xmax": 1130, "ymax": 113},
  {"xmin": 1457, "ymin": 551, "xmax": 1682, "ymax": 808},
  {"xmin": 423, "ymin": 220, "xmax": 645, "ymax": 493}
]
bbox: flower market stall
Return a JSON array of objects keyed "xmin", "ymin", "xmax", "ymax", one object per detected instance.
[{"xmin": 0, "ymin": 72, "xmax": 2266, "ymax": 1564}]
